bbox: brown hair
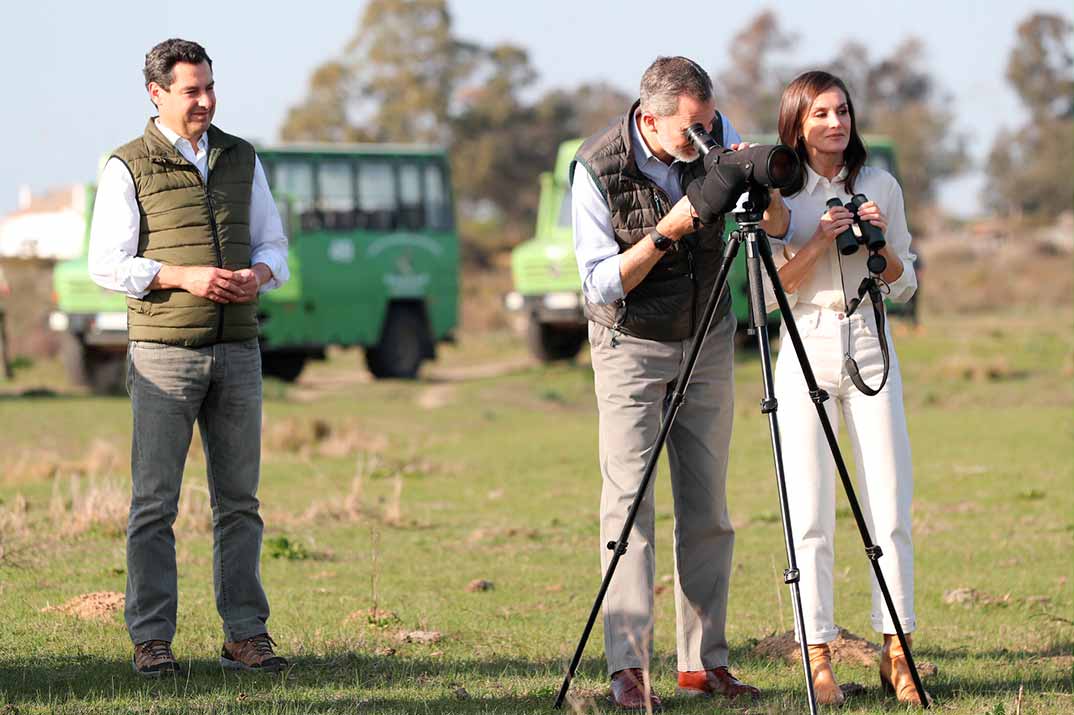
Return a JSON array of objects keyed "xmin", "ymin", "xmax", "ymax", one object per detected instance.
[{"xmin": 777, "ymin": 70, "xmax": 866, "ymax": 196}]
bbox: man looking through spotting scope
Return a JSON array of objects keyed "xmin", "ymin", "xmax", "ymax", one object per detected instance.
[{"xmin": 569, "ymin": 56, "xmax": 790, "ymax": 710}]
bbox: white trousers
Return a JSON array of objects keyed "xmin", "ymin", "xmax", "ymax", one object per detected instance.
[{"xmin": 774, "ymin": 303, "xmax": 916, "ymax": 643}]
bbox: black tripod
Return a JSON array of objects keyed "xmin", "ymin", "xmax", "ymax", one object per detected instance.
[{"xmin": 553, "ymin": 188, "xmax": 928, "ymax": 711}]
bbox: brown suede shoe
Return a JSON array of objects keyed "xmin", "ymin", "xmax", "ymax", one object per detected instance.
[
  {"xmin": 880, "ymin": 634, "xmax": 931, "ymax": 707},
  {"xmin": 677, "ymin": 666, "xmax": 761, "ymax": 700},
  {"xmin": 807, "ymin": 643, "xmax": 846, "ymax": 706},
  {"xmin": 220, "ymin": 633, "xmax": 288, "ymax": 673},
  {"xmin": 132, "ymin": 640, "xmax": 181, "ymax": 677},
  {"xmin": 609, "ymin": 668, "xmax": 663, "ymax": 712}
]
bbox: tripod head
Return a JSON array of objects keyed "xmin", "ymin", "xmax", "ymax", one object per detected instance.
[{"xmin": 731, "ymin": 185, "xmax": 772, "ymax": 229}]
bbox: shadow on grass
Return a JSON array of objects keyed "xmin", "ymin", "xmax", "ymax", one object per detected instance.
[{"xmin": 0, "ymin": 651, "xmax": 812, "ymax": 711}]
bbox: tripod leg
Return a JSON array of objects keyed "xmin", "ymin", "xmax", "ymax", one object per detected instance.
[
  {"xmin": 553, "ymin": 237, "xmax": 742, "ymax": 709},
  {"xmin": 743, "ymin": 232, "xmax": 819, "ymax": 715},
  {"xmin": 758, "ymin": 245, "xmax": 930, "ymax": 708}
]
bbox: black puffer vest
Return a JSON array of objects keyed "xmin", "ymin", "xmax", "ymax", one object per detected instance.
[{"xmin": 570, "ymin": 101, "xmax": 731, "ymax": 342}]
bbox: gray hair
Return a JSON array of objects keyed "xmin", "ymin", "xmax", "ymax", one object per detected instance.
[
  {"xmin": 639, "ymin": 56, "xmax": 713, "ymax": 117},
  {"xmin": 143, "ymin": 38, "xmax": 212, "ymax": 89}
]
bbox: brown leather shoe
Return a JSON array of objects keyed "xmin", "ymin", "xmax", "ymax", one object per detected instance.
[
  {"xmin": 132, "ymin": 639, "xmax": 181, "ymax": 677},
  {"xmin": 880, "ymin": 634, "xmax": 931, "ymax": 707},
  {"xmin": 609, "ymin": 668, "xmax": 663, "ymax": 712},
  {"xmin": 220, "ymin": 633, "xmax": 288, "ymax": 673},
  {"xmin": 677, "ymin": 666, "xmax": 761, "ymax": 700},
  {"xmin": 807, "ymin": 643, "xmax": 846, "ymax": 706}
]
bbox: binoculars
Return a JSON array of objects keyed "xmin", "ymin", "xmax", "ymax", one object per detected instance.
[{"xmin": 826, "ymin": 194, "xmax": 886, "ymax": 256}]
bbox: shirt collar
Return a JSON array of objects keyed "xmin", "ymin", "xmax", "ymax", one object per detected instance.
[
  {"xmin": 154, "ymin": 117, "xmax": 208, "ymax": 154},
  {"xmin": 804, "ymin": 162, "xmax": 848, "ymax": 195},
  {"xmin": 630, "ymin": 109, "xmax": 683, "ymax": 173}
]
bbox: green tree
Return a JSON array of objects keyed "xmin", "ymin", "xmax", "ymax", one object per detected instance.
[
  {"xmin": 984, "ymin": 12, "xmax": 1073, "ymax": 219},
  {"xmin": 828, "ymin": 38, "xmax": 968, "ymax": 220},
  {"xmin": 281, "ymin": 0, "xmax": 472, "ymax": 144},
  {"xmin": 717, "ymin": 10, "xmax": 798, "ymax": 134},
  {"xmin": 1006, "ymin": 13, "xmax": 1074, "ymax": 121}
]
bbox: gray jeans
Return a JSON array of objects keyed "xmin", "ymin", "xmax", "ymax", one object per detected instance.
[
  {"xmin": 125, "ymin": 338, "xmax": 270, "ymax": 644},
  {"xmin": 590, "ymin": 315, "xmax": 737, "ymax": 675}
]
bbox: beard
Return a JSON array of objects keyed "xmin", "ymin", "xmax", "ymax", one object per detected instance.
[{"xmin": 667, "ymin": 145, "xmax": 700, "ymax": 163}]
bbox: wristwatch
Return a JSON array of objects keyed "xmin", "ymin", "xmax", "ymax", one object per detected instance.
[{"xmin": 651, "ymin": 230, "xmax": 674, "ymax": 252}]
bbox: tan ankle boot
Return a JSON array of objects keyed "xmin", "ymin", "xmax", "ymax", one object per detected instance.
[
  {"xmin": 807, "ymin": 643, "xmax": 845, "ymax": 706},
  {"xmin": 880, "ymin": 634, "xmax": 931, "ymax": 706}
]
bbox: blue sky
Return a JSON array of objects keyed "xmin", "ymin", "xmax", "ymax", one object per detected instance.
[{"xmin": 3, "ymin": 0, "xmax": 1071, "ymax": 218}]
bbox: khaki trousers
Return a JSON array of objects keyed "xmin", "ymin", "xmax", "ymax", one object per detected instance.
[{"xmin": 589, "ymin": 314, "xmax": 736, "ymax": 675}]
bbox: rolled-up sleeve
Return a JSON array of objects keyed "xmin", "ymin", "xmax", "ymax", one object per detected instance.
[
  {"xmin": 882, "ymin": 179, "xmax": 917, "ymax": 304},
  {"xmin": 249, "ymin": 156, "xmax": 290, "ymax": 292},
  {"xmin": 88, "ymin": 158, "xmax": 162, "ymax": 298},
  {"xmin": 571, "ymin": 166, "xmax": 624, "ymax": 304}
]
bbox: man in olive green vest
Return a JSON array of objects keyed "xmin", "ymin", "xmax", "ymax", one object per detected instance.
[{"xmin": 89, "ymin": 38, "xmax": 290, "ymax": 677}]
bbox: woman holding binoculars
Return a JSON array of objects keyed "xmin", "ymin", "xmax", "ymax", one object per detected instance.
[{"xmin": 767, "ymin": 70, "xmax": 928, "ymax": 707}]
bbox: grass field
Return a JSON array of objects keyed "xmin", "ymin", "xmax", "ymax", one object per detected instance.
[{"xmin": 0, "ymin": 308, "xmax": 1070, "ymax": 714}]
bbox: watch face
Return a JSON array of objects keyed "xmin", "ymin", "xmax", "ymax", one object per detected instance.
[{"xmin": 653, "ymin": 232, "xmax": 672, "ymax": 251}]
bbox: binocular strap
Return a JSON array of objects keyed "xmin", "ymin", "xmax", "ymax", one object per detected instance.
[{"xmin": 844, "ymin": 281, "xmax": 890, "ymax": 396}]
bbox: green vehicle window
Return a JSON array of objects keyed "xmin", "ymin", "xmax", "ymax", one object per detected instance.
[
  {"xmin": 317, "ymin": 160, "xmax": 356, "ymax": 231},
  {"xmin": 358, "ymin": 160, "xmax": 397, "ymax": 231},
  {"xmin": 318, "ymin": 161, "xmax": 354, "ymax": 211},
  {"xmin": 558, "ymin": 185, "xmax": 572, "ymax": 228},
  {"xmin": 274, "ymin": 159, "xmax": 316, "ymax": 230},
  {"xmin": 398, "ymin": 163, "xmax": 424, "ymax": 230},
  {"xmin": 424, "ymin": 164, "xmax": 452, "ymax": 231}
]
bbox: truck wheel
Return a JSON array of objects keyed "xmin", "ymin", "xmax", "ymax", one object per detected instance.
[
  {"xmin": 61, "ymin": 334, "xmax": 126, "ymax": 394},
  {"xmin": 262, "ymin": 351, "xmax": 306, "ymax": 382},
  {"xmin": 60, "ymin": 332, "xmax": 90, "ymax": 387},
  {"xmin": 365, "ymin": 304, "xmax": 427, "ymax": 379},
  {"xmin": 527, "ymin": 315, "xmax": 585, "ymax": 363},
  {"xmin": 86, "ymin": 349, "xmax": 127, "ymax": 395}
]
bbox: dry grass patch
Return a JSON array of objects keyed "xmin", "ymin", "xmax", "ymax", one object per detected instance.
[
  {"xmin": 49, "ymin": 474, "xmax": 127, "ymax": 538},
  {"xmin": 938, "ymin": 355, "xmax": 1024, "ymax": 382},
  {"xmin": 263, "ymin": 416, "xmax": 389, "ymax": 457}
]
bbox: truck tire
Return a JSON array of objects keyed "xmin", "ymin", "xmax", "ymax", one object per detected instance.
[
  {"xmin": 0, "ymin": 310, "xmax": 11, "ymax": 380},
  {"xmin": 365, "ymin": 304, "xmax": 427, "ymax": 379},
  {"xmin": 527, "ymin": 315, "xmax": 585, "ymax": 363},
  {"xmin": 261, "ymin": 351, "xmax": 306, "ymax": 382},
  {"xmin": 62, "ymin": 333, "xmax": 126, "ymax": 394},
  {"xmin": 60, "ymin": 332, "xmax": 90, "ymax": 387}
]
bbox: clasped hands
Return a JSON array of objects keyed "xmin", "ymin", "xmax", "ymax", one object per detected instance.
[{"xmin": 183, "ymin": 266, "xmax": 267, "ymax": 304}]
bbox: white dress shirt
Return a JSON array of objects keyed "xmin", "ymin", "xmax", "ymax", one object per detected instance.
[
  {"xmin": 769, "ymin": 164, "xmax": 916, "ymax": 312},
  {"xmin": 89, "ymin": 118, "xmax": 290, "ymax": 298},
  {"xmin": 572, "ymin": 111, "xmax": 741, "ymax": 304}
]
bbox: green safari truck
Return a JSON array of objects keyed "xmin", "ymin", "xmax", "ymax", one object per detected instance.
[
  {"xmin": 506, "ymin": 135, "xmax": 908, "ymax": 361},
  {"xmin": 50, "ymin": 143, "xmax": 459, "ymax": 392}
]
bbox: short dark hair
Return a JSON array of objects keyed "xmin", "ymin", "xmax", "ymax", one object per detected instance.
[
  {"xmin": 639, "ymin": 56, "xmax": 713, "ymax": 117},
  {"xmin": 143, "ymin": 38, "xmax": 212, "ymax": 89},
  {"xmin": 777, "ymin": 70, "xmax": 867, "ymax": 196}
]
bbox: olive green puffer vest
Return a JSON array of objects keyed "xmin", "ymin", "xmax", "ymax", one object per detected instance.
[
  {"xmin": 112, "ymin": 118, "xmax": 258, "ymax": 346},
  {"xmin": 570, "ymin": 101, "xmax": 731, "ymax": 342}
]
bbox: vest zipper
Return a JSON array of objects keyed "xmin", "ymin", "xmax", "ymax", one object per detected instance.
[
  {"xmin": 198, "ymin": 170, "xmax": 226, "ymax": 343},
  {"xmin": 686, "ymin": 244, "xmax": 697, "ymax": 336}
]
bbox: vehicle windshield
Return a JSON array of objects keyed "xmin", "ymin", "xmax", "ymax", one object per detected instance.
[{"xmin": 557, "ymin": 186, "xmax": 572, "ymax": 228}]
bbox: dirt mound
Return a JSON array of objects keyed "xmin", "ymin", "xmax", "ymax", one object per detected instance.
[
  {"xmin": 42, "ymin": 591, "xmax": 124, "ymax": 620},
  {"xmin": 753, "ymin": 628, "xmax": 939, "ymax": 678},
  {"xmin": 753, "ymin": 628, "xmax": 881, "ymax": 667}
]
